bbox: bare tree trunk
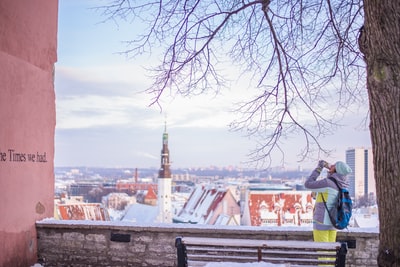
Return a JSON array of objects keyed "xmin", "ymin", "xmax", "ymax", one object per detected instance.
[{"xmin": 363, "ymin": 1, "xmax": 400, "ymax": 266}]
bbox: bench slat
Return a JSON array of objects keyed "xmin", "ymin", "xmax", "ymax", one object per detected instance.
[
  {"xmin": 187, "ymin": 255, "xmax": 335, "ymax": 265},
  {"xmin": 182, "ymin": 237, "xmax": 342, "ymax": 250}
]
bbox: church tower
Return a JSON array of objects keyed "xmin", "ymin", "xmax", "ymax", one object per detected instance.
[{"xmin": 156, "ymin": 122, "xmax": 172, "ymax": 223}]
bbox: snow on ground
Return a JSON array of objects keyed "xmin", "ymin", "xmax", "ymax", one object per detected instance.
[
  {"xmin": 29, "ymin": 263, "xmax": 285, "ymax": 267},
  {"xmin": 205, "ymin": 262, "xmax": 287, "ymax": 267}
]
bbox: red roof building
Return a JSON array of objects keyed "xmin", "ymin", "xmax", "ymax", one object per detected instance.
[
  {"xmin": 116, "ymin": 181, "xmax": 158, "ymax": 193},
  {"xmin": 242, "ymin": 190, "xmax": 314, "ymax": 226},
  {"xmin": 136, "ymin": 185, "xmax": 158, "ymax": 206},
  {"xmin": 55, "ymin": 203, "xmax": 110, "ymax": 221}
]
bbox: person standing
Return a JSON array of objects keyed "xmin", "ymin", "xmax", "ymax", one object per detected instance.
[{"xmin": 305, "ymin": 160, "xmax": 352, "ymax": 242}]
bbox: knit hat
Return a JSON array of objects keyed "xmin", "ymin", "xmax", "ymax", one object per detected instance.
[{"xmin": 335, "ymin": 161, "xmax": 352, "ymax": 176}]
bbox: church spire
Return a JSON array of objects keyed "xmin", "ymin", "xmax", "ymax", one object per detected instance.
[{"xmin": 159, "ymin": 121, "xmax": 171, "ymax": 178}]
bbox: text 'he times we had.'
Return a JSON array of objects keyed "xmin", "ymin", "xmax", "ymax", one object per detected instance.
[{"xmin": 0, "ymin": 149, "xmax": 47, "ymax": 163}]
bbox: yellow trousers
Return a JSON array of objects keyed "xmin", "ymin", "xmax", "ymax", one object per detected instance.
[
  {"xmin": 313, "ymin": 230, "xmax": 337, "ymax": 266},
  {"xmin": 313, "ymin": 229, "xmax": 337, "ymax": 242}
]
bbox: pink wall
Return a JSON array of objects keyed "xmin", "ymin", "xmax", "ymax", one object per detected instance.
[{"xmin": 0, "ymin": 0, "xmax": 58, "ymax": 266}]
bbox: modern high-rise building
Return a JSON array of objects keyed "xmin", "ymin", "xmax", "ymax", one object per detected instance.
[
  {"xmin": 156, "ymin": 123, "xmax": 173, "ymax": 223},
  {"xmin": 345, "ymin": 148, "xmax": 375, "ymax": 202}
]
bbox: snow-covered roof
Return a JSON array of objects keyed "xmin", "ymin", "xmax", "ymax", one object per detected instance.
[
  {"xmin": 55, "ymin": 203, "xmax": 110, "ymax": 221},
  {"xmin": 121, "ymin": 203, "xmax": 158, "ymax": 223},
  {"xmin": 353, "ymin": 214, "xmax": 379, "ymax": 228},
  {"xmin": 173, "ymin": 185, "xmax": 234, "ymax": 224}
]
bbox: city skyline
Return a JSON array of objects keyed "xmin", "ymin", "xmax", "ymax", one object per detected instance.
[{"xmin": 55, "ymin": 0, "xmax": 371, "ymax": 170}]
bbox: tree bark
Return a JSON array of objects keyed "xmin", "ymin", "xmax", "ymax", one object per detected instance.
[{"xmin": 363, "ymin": 1, "xmax": 400, "ymax": 266}]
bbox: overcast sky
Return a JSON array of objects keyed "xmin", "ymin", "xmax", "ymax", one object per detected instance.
[{"xmin": 55, "ymin": 1, "xmax": 371, "ymax": 170}]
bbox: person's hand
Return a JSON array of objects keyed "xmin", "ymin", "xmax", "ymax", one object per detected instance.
[{"xmin": 317, "ymin": 160, "xmax": 326, "ymax": 169}]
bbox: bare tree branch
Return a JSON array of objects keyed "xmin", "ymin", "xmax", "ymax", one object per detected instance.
[{"xmin": 98, "ymin": 0, "xmax": 365, "ymax": 167}]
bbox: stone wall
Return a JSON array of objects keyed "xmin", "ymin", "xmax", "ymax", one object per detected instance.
[{"xmin": 36, "ymin": 220, "xmax": 378, "ymax": 267}]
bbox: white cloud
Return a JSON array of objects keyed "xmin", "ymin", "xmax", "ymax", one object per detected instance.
[
  {"xmin": 56, "ymin": 95, "xmax": 133, "ymax": 129},
  {"xmin": 56, "ymin": 63, "xmax": 240, "ymax": 131},
  {"xmin": 56, "ymin": 64, "xmax": 152, "ymax": 88}
]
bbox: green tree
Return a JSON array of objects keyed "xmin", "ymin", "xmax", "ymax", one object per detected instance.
[{"xmin": 100, "ymin": 1, "xmax": 400, "ymax": 265}]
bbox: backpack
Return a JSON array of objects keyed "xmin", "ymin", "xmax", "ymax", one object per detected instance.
[{"xmin": 321, "ymin": 177, "xmax": 353, "ymax": 230}]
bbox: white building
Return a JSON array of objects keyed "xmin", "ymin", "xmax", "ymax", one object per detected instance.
[{"xmin": 346, "ymin": 147, "xmax": 375, "ymax": 202}]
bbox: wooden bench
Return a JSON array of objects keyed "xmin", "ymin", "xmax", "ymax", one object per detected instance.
[{"xmin": 175, "ymin": 237, "xmax": 348, "ymax": 267}]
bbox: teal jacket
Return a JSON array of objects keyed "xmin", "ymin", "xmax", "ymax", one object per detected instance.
[{"xmin": 304, "ymin": 168, "xmax": 349, "ymax": 230}]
